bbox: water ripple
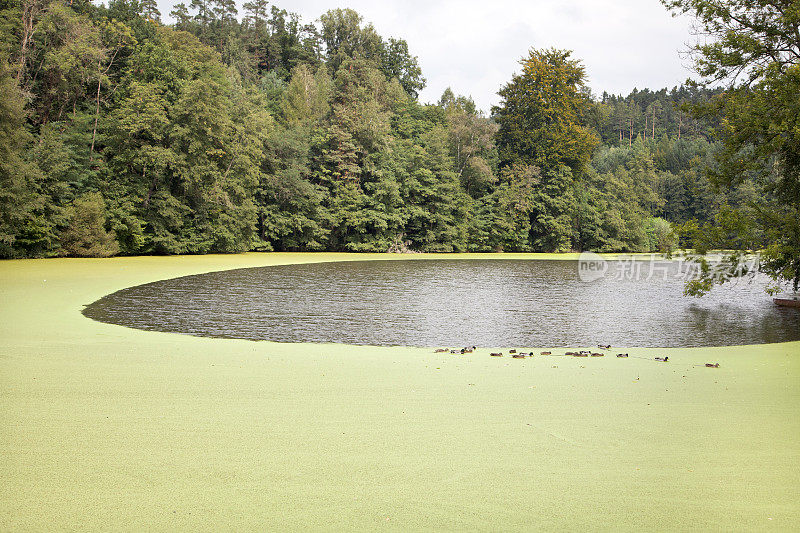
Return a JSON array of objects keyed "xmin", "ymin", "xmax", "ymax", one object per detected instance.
[{"xmin": 82, "ymin": 259, "xmax": 800, "ymax": 347}]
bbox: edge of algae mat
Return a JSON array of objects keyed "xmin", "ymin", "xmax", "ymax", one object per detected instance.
[{"xmin": 1, "ymin": 253, "xmax": 799, "ymax": 531}]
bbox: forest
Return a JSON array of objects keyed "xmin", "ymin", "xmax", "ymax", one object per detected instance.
[{"xmin": 0, "ymin": 0, "xmax": 794, "ymax": 276}]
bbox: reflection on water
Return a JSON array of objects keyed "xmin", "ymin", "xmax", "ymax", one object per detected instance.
[{"xmin": 82, "ymin": 259, "xmax": 800, "ymax": 347}]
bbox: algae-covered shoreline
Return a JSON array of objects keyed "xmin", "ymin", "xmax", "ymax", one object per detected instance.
[{"xmin": 1, "ymin": 253, "xmax": 799, "ymax": 531}]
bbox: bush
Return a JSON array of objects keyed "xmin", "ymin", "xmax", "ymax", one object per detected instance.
[
  {"xmin": 59, "ymin": 193, "xmax": 119, "ymax": 257},
  {"xmin": 645, "ymin": 217, "xmax": 676, "ymax": 253}
]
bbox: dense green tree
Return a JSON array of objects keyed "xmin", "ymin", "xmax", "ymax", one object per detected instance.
[
  {"xmin": 253, "ymin": 64, "xmax": 330, "ymax": 250},
  {"xmin": 105, "ymin": 25, "xmax": 257, "ymax": 254},
  {"xmin": 89, "ymin": 19, "xmax": 136, "ymax": 160},
  {"xmin": 170, "ymin": 3, "xmax": 192, "ymax": 28},
  {"xmin": 0, "ymin": 0, "xmax": 756, "ymax": 261},
  {"xmin": 258, "ymin": 124, "xmax": 328, "ymax": 250},
  {"xmin": 319, "ymin": 8, "xmax": 382, "ymax": 72},
  {"xmin": 595, "ymin": 86, "xmax": 720, "ymax": 146},
  {"xmin": 262, "ymin": 7, "xmax": 320, "ymax": 75},
  {"xmin": 440, "ymin": 89, "xmax": 497, "ymax": 198},
  {"xmin": 25, "ymin": 3, "xmax": 105, "ymax": 124},
  {"xmin": 379, "ymin": 37, "xmax": 425, "ymax": 97},
  {"xmin": 281, "ymin": 64, "xmax": 330, "ymax": 126},
  {"xmin": 0, "ymin": 52, "xmax": 45, "ymax": 257},
  {"xmin": 664, "ymin": 0, "xmax": 800, "ymax": 294},
  {"xmin": 314, "ymin": 58, "xmax": 391, "ymax": 183},
  {"xmin": 395, "ymin": 126, "xmax": 470, "ymax": 252},
  {"xmin": 478, "ymin": 164, "xmax": 540, "ymax": 252}
]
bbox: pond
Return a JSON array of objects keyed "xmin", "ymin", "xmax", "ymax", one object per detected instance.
[{"xmin": 82, "ymin": 259, "xmax": 800, "ymax": 348}]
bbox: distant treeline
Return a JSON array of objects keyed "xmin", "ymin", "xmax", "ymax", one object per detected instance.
[{"xmin": 0, "ymin": 0, "xmax": 750, "ymax": 257}]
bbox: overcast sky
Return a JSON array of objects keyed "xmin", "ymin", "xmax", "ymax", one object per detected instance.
[{"xmin": 157, "ymin": 0, "xmax": 698, "ymax": 113}]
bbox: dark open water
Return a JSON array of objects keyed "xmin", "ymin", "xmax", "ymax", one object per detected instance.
[{"xmin": 82, "ymin": 259, "xmax": 800, "ymax": 347}]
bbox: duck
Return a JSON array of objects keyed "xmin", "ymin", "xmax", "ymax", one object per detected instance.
[
  {"xmin": 434, "ymin": 348, "xmax": 449, "ymax": 353},
  {"xmin": 655, "ymin": 356, "xmax": 669, "ymax": 362},
  {"xmin": 616, "ymin": 353, "xmax": 629, "ymax": 358},
  {"xmin": 490, "ymin": 352, "xmax": 503, "ymax": 357},
  {"xmin": 574, "ymin": 353, "xmax": 589, "ymax": 357},
  {"xmin": 461, "ymin": 346, "xmax": 476, "ymax": 354},
  {"xmin": 509, "ymin": 349, "xmax": 517, "ymax": 354},
  {"xmin": 591, "ymin": 353, "xmax": 605, "ymax": 357},
  {"xmin": 540, "ymin": 351, "xmax": 552, "ymax": 355},
  {"xmin": 705, "ymin": 363, "xmax": 720, "ymax": 368},
  {"xmin": 598, "ymin": 344, "xmax": 612, "ymax": 350},
  {"xmin": 512, "ymin": 354, "xmax": 526, "ymax": 359}
]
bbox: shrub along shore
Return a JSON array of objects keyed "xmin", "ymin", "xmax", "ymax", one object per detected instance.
[{"xmin": 1, "ymin": 253, "xmax": 799, "ymax": 530}]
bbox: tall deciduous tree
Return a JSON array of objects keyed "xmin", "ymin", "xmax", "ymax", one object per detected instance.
[
  {"xmin": 379, "ymin": 37, "xmax": 425, "ymax": 97},
  {"xmin": 319, "ymin": 8, "xmax": 382, "ymax": 72},
  {"xmin": 492, "ymin": 48, "xmax": 598, "ymax": 251},
  {"xmin": 27, "ymin": 3, "xmax": 106, "ymax": 124},
  {"xmin": 440, "ymin": 89, "xmax": 497, "ymax": 197},
  {"xmin": 0, "ymin": 52, "xmax": 45, "ymax": 257},
  {"xmin": 493, "ymin": 48, "xmax": 597, "ymax": 175},
  {"xmin": 663, "ymin": 0, "xmax": 800, "ymax": 294}
]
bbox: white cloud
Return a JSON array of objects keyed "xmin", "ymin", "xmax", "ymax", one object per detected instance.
[{"xmin": 156, "ymin": 0, "xmax": 697, "ymax": 113}]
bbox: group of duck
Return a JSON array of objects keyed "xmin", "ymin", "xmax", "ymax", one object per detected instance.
[
  {"xmin": 435, "ymin": 347, "xmax": 477, "ymax": 354},
  {"xmin": 436, "ymin": 344, "xmax": 632, "ymax": 359},
  {"xmin": 433, "ymin": 345, "xmax": 719, "ymax": 367}
]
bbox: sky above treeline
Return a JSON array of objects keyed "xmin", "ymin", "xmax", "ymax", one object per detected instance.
[{"xmin": 155, "ymin": 0, "xmax": 697, "ymax": 113}]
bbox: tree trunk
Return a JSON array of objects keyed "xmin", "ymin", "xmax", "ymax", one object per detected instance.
[
  {"xmin": 652, "ymin": 108, "xmax": 655, "ymax": 138},
  {"xmin": 90, "ymin": 60, "xmax": 102, "ymax": 161},
  {"xmin": 90, "ymin": 40, "xmax": 123, "ymax": 162},
  {"xmin": 17, "ymin": 0, "xmax": 40, "ymax": 81},
  {"xmin": 628, "ymin": 117, "xmax": 632, "ymax": 147}
]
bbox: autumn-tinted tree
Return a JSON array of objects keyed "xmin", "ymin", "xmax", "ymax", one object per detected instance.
[{"xmin": 494, "ymin": 48, "xmax": 597, "ymax": 175}]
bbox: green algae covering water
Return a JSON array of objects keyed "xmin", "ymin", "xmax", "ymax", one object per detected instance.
[
  {"xmin": 82, "ymin": 259, "xmax": 800, "ymax": 347},
  {"xmin": 4, "ymin": 255, "xmax": 800, "ymax": 530}
]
